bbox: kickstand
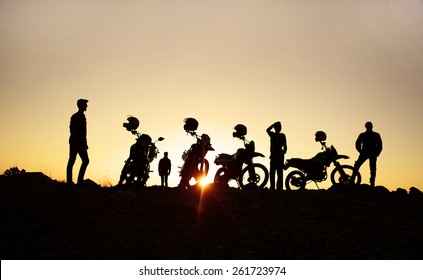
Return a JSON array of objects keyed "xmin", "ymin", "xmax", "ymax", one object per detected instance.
[{"xmin": 314, "ymin": 181, "xmax": 320, "ymax": 190}]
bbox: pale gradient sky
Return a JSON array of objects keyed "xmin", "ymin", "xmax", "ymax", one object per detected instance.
[{"xmin": 1, "ymin": 0, "xmax": 422, "ymax": 190}]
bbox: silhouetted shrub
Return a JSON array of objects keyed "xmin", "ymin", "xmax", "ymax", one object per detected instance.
[{"xmin": 3, "ymin": 167, "xmax": 26, "ymax": 176}]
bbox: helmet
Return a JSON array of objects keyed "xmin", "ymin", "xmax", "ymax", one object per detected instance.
[
  {"xmin": 201, "ymin": 134, "xmax": 214, "ymax": 151},
  {"xmin": 201, "ymin": 133, "xmax": 211, "ymax": 144},
  {"xmin": 137, "ymin": 134, "xmax": 152, "ymax": 146},
  {"xmin": 315, "ymin": 131, "xmax": 327, "ymax": 142},
  {"xmin": 183, "ymin": 118, "xmax": 199, "ymax": 131},
  {"xmin": 123, "ymin": 116, "xmax": 139, "ymax": 131},
  {"xmin": 233, "ymin": 124, "xmax": 247, "ymax": 138}
]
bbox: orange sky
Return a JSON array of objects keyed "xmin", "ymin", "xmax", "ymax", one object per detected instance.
[{"xmin": 1, "ymin": 0, "xmax": 422, "ymax": 190}]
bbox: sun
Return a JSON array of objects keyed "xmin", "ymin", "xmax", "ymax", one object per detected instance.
[{"xmin": 198, "ymin": 177, "xmax": 211, "ymax": 189}]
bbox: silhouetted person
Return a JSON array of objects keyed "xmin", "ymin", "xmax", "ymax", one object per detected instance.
[
  {"xmin": 267, "ymin": 121, "xmax": 288, "ymax": 190},
  {"xmin": 352, "ymin": 121, "xmax": 382, "ymax": 187},
  {"xmin": 66, "ymin": 99, "xmax": 89, "ymax": 185},
  {"xmin": 158, "ymin": 152, "xmax": 171, "ymax": 187}
]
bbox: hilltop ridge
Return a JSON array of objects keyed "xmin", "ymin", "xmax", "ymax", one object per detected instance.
[{"xmin": 1, "ymin": 172, "xmax": 422, "ymax": 259}]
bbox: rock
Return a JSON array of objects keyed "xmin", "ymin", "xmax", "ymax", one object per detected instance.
[
  {"xmin": 409, "ymin": 187, "xmax": 423, "ymax": 199},
  {"xmin": 374, "ymin": 185, "xmax": 390, "ymax": 194},
  {"xmin": 393, "ymin": 188, "xmax": 408, "ymax": 197}
]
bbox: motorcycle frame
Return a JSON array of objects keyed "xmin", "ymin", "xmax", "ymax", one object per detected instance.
[
  {"xmin": 119, "ymin": 129, "xmax": 163, "ymax": 187},
  {"xmin": 287, "ymin": 141, "xmax": 351, "ymax": 189},
  {"xmin": 179, "ymin": 130, "xmax": 214, "ymax": 187},
  {"xmin": 215, "ymin": 135, "xmax": 265, "ymax": 187}
]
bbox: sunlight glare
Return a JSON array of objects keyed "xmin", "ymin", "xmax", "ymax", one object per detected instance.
[{"xmin": 199, "ymin": 177, "xmax": 210, "ymax": 189}]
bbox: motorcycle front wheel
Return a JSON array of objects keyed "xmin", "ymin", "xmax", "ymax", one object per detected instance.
[
  {"xmin": 285, "ymin": 170, "xmax": 306, "ymax": 190},
  {"xmin": 239, "ymin": 163, "xmax": 269, "ymax": 189},
  {"xmin": 213, "ymin": 167, "xmax": 231, "ymax": 188},
  {"xmin": 117, "ymin": 160, "xmax": 135, "ymax": 186},
  {"xmin": 213, "ymin": 167, "xmax": 226, "ymax": 184},
  {"xmin": 330, "ymin": 165, "xmax": 361, "ymax": 185}
]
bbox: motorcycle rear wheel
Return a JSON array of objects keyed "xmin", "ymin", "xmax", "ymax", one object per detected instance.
[
  {"xmin": 285, "ymin": 170, "xmax": 306, "ymax": 190},
  {"xmin": 239, "ymin": 163, "xmax": 269, "ymax": 189},
  {"xmin": 330, "ymin": 165, "xmax": 361, "ymax": 185}
]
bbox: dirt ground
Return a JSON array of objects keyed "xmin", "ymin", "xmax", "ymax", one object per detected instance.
[{"xmin": 1, "ymin": 173, "xmax": 422, "ymax": 260}]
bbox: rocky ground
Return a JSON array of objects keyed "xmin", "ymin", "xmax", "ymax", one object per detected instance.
[{"xmin": 1, "ymin": 172, "xmax": 422, "ymax": 260}]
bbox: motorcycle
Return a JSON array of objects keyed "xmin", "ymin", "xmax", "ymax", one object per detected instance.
[
  {"xmin": 214, "ymin": 124, "xmax": 269, "ymax": 189},
  {"xmin": 285, "ymin": 131, "xmax": 361, "ymax": 190},
  {"xmin": 178, "ymin": 118, "xmax": 214, "ymax": 189},
  {"xmin": 117, "ymin": 116, "xmax": 164, "ymax": 188}
]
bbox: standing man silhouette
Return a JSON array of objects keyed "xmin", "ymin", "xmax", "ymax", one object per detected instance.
[
  {"xmin": 158, "ymin": 152, "xmax": 171, "ymax": 187},
  {"xmin": 267, "ymin": 121, "xmax": 288, "ymax": 190},
  {"xmin": 353, "ymin": 121, "xmax": 383, "ymax": 187},
  {"xmin": 66, "ymin": 99, "xmax": 89, "ymax": 185}
]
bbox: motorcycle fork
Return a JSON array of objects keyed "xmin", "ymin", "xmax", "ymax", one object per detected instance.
[
  {"xmin": 332, "ymin": 161, "xmax": 350, "ymax": 183},
  {"xmin": 246, "ymin": 162, "xmax": 256, "ymax": 181},
  {"xmin": 333, "ymin": 161, "xmax": 345, "ymax": 175}
]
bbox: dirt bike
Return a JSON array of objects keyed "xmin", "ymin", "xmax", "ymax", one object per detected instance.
[
  {"xmin": 178, "ymin": 118, "xmax": 214, "ymax": 189},
  {"xmin": 117, "ymin": 117, "xmax": 164, "ymax": 188},
  {"xmin": 285, "ymin": 131, "xmax": 361, "ymax": 190},
  {"xmin": 214, "ymin": 124, "xmax": 269, "ymax": 189}
]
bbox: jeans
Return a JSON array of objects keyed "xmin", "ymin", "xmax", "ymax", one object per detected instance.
[
  {"xmin": 270, "ymin": 156, "xmax": 285, "ymax": 190},
  {"xmin": 67, "ymin": 145, "xmax": 89, "ymax": 184},
  {"xmin": 354, "ymin": 153, "xmax": 377, "ymax": 186}
]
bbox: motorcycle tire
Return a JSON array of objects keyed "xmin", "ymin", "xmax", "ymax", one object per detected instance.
[
  {"xmin": 118, "ymin": 161, "xmax": 134, "ymax": 186},
  {"xmin": 186, "ymin": 159, "xmax": 210, "ymax": 188},
  {"xmin": 118, "ymin": 159, "xmax": 150, "ymax": 188},
  {"xmin": 330, "ymin": 165, "xmax": 361, "ymax": 185},
  {"xmin": 213, "ymin": 167, "xmax": 227, "ymax": 184},
  {"xmin": 239, "ymin": 163, "xmax": 269, "ymax": 189},
  {"xmin": 285, "ymin": 170, "xmax": 306, "ymax": 190}
]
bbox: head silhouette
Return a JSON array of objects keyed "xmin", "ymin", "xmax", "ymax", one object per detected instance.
[
  {"xmin": 77, "ymin": 99, "xmax": 88, "ymax": 111},
  {"xmin": 274, "ymin": 122, "xmax": 282, "ymax": 133},
  {"xmin": 365, "ymin": 121, "xmax": 373, "ymax": 131}
]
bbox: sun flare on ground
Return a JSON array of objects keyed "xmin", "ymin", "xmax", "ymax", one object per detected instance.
[{"xmin": 199, "ymin": 177, "xmax": 211, "ymax": 189}]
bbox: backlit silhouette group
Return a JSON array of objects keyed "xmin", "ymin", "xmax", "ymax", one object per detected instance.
[{"xmin": 66, "ymin": 99, "xmax": 383, "ymax": 188}]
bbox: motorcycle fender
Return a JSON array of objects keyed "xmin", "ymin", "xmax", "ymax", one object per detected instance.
[{"xmin": 285, "ymin": 158, "xmax": 305, "ymax": 169}]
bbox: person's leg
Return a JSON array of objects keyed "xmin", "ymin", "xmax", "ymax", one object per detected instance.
[
  {"xmin": 276, "ymin": 162, "xmax": 284, "ymax": 190},
  {"xmin": 269, "ymin": 161, "xmax": 276, "ymax": 190},
  {"xmin": 66, "ymin": 145, "xmax": 77, "ymax": 183},
  {"xmin": 352, "ymin": 154, "xmax": 367, "ymax": 183},
  {"xmin": 77, "ymin": 149, "xmax": 89, "ymax": 184},
  {"xmin": 369, "ymin": 156, "xmax": 377, "ymax": 187}
]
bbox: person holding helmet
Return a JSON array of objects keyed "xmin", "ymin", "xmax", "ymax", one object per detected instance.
[
  {"xmin": 66, "ymin": 99, "xmax": 89, "ymax": 185},
  {"xmin": 352, "ymin": 122, "xmax": 383, "ymax": 187},
  {"xmin": 266, "ymin": 121, "xmax": 288, "ymax": 190}
]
